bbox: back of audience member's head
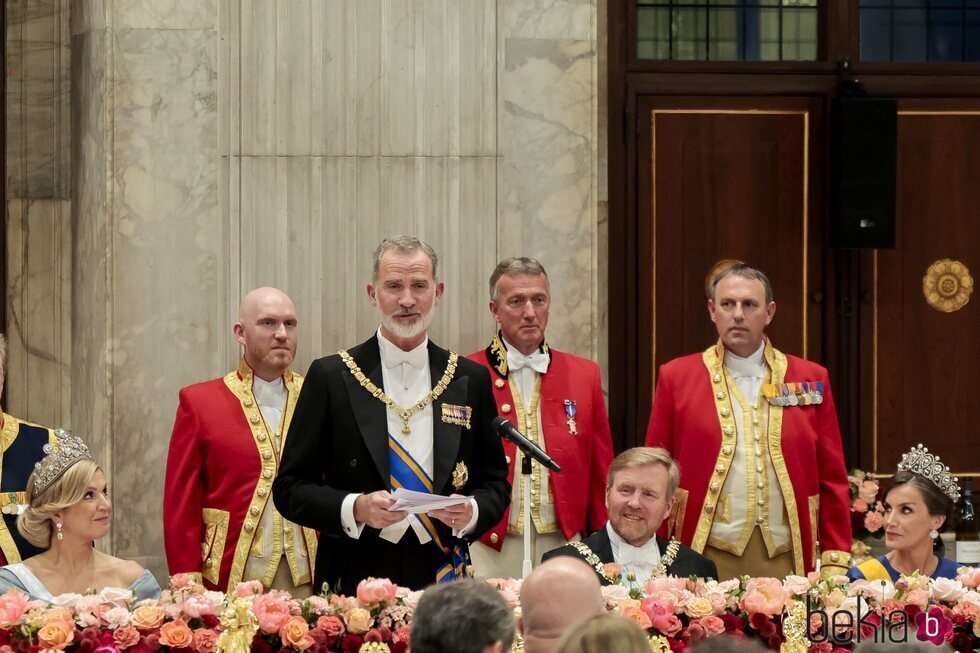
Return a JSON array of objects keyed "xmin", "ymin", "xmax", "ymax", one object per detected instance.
[
  {"xmin": 690, "ymin": 636, "xmax": 768, "ymax": 652},
  {"xmin": 520, "ymin": 557, "xmax": 604, "ymax": 653},
  {"xmin": 553, "ymin": 612, "xmax": 649, "ymax": 653},
  {"xmin": 410, "ymin": 579, "xmax": 515, "ymax": 653}
]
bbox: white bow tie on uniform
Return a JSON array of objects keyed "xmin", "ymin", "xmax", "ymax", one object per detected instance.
[
  {"xmin": 384, "ymin": 345, "xmax": 428, "ymax": 370},
  {"xmin": 507, "ymin": 349, "xmax": 549, "ymax": 374}
]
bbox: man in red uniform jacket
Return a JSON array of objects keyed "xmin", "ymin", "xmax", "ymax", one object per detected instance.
[
  {"xmin": 164, "ymin": 288, "xmax": 317, "ymax": 593},
  {"xmin": 469, "ymin": 257, "xmax": 614, "ymax": 579},
  {"xmin": 646, "ymin": 264, "xmax": 851, "ymax": 579}
]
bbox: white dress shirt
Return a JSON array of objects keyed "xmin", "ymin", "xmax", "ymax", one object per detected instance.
[{"xmin": 607, "ymin": 522, "xmax": 661, "ymax": 585}]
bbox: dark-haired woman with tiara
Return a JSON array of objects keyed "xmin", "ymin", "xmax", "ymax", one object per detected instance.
[{"xmin": 847, "ymin": 445, "xmax": 960, "ymax": 582}]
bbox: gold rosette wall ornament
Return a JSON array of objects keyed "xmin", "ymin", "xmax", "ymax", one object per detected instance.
[{"xmin": 923, "ymin": 259, "xmax": 973, "ymax": 313}]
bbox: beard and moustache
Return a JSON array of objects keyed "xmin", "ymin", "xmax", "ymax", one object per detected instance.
[{"xmin": 378, "ymin": 305, "xmax": 433, "ymax": 341}]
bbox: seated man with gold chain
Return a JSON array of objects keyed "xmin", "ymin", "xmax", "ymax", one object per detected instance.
[{"xmin": 543, "ymin": 448, "xmax": 717, "ymax": 589}]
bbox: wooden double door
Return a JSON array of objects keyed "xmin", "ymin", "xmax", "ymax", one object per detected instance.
[{"xmin": 627, "ymin": 91, "xmax": 980, "ymax": 477}]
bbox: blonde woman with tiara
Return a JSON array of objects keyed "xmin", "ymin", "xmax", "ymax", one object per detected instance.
[{"xmin": 0, "ymin": 431, "xmax": 160, "ymax": 601}]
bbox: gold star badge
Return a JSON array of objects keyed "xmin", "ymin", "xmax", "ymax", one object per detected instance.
[{"xmin": 452, "ymin": 461, "xmax": 469, "ymax": 490}]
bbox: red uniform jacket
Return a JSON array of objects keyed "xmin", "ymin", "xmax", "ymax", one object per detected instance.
[
  {"xmin": 469, "ymin": 335, "xmax": 614, "ymax": 550},
  {"xmin": 164, "ymin": 361, "xmax": 317, "ymax": 591},
  {"xmin": 645, "ymin": 340, "xmax": 852, "ymax": 575}
]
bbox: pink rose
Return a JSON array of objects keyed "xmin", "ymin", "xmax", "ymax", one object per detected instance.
[
  {"xmin": 739, "ymin": 577, "xmax": 788, "ymax": 616},
  {"xmin": 706, "ymin": 592, "xmax": 728, "ymax": 614},
  {"xmin": 700, "ymin": 615, "xmax": 726, "ymax": 637},
  {"xmin": 306, "ymin": 596, "xmax": 333, "ymax": 616},
  {"xmin": 279, "ymin": 615, "xmax": 315, "ymax": 650},
  {"xmin": 113, "ymin": 625, "xmax": 141, "ymax": 649},
  {"xmin": 355, "ymin": 578, "xmax": 397, "ymax": 604},
  {"xmin": 393, "ymin": 625, "xmax": 411, "ymax": 645},
  {"xmin": 252, "ymin": 593, "xmax": 293, "ymax": 634},
  {"xmin": 958, "ymin": 567, "xmax": 980, "ymax": 589},
  {"xmin": 317, "ymin": 615, "xmax": 345, "ymax": 637},
  {"xmin": 181, "ymin": 595, "xmax": 216, "ymax": 619},
  {"xmin": 170, "ymin": 574, "xmax": 197, "ymax": 591},
  {"xmin": 641, "ymin": 596, "xmax": 680, "ymax": 635},
  {"xmin": 904, "ymin": 588, "xmax": 930, "ymax": 609},
  {"xmin": 159, "ymin": 619, "xmax": 194, "ymax": 648},
  {"xmin": 852, "ymin": 498, "xmax": 869, "ymax": 513},
  {"xmin": 102, "ymin": 606, "xmax": 131, "ymax": 629},
  {"xmin": 0, "ymin": 589, "xmax": 30, "ymax": 628},
  {"xmin": 684, "ymin": 622, "xmax": 707, "ymax": 645},
  {"xmin": 864, "ymin": 510, "xmax": 884, "ymax": 533},
  {"xmin": 192, "ymin": 629, "xmax": 218, "ymax": 653},
  {"xmin": 234, "ymin": 580, "xmax": 263, "ymax": 598}
]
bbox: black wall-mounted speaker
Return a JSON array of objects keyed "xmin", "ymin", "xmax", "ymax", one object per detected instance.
[{"xmin": 831, "ymin": 97, "xmax": 898, "ymax": 249}]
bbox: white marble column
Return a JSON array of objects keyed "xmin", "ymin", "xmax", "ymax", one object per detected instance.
[{"xmin": 5, "ymin": 0, "xmax": 72, "ymax": 429}]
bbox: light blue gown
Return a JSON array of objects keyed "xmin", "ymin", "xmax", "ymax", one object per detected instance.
[{"xmin": 0, "ymin": 563, "xmax": 161, "ymax": 603}]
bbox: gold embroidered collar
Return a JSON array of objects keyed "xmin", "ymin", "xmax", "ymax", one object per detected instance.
[
  {"xmin": 485, "ymin": 331, "xmax": 551, "ymax": 377},
  {"xmin": 571, "ymin": 537, "xmax": 681, "ymax": 585},
  {"xmin": 339, "ymin": 348, "xmax": 458, "ymax": 435}
]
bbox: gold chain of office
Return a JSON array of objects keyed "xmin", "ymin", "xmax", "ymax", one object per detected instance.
[
  {"xmin": 338, "ymin": 349, "xmax": 458, "ymax": 435},
  {"xmin": 571, "ymin": 538, "xmax": 681, "ymax": 585}
]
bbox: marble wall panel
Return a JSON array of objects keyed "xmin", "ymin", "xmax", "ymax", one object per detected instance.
[
  {"xmin": 499, "ymin": 38, "xmax": 597, "ymax": 358},
  {"xmin": 501, "ymin": 0, "xmax": 594, "ymax": 40},
  {"xmin": 108, "ymin": 27, "xmax": 219, "ymax": 573},
  {"xmin": 114, "ymin": 0, "xmax": 216, "ymax": 29},
  {"xmin": 234, "ymin": 155, "xmax": 498, "ymax": 370},
  {"xmin": 6, "ymin": 0, "xmax": 71, "ymax": 199},
  {"xmin": 70, "ymin": 25, "xmax": 110, "ymax": 484},
  {"xmin": 237, "ymin": 0, "xmax": 496, "ymax": 157},
  {"xmin": 5, "ymin": 199, "xmax": 72, "ymax": 429},
  {"xmin": 69, "ymin": 0, "xmax": 105, "ymax": 35}
]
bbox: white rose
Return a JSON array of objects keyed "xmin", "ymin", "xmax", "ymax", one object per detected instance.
[
  {"xmin": 401, "ymin": 590, "xmax": 425, "ymax": 611},
  {"xmin": 930, "ymin": 577, "xmax": 967, "ymax": 603},
  {"xmin": 99, "ymin": 586, "xmax": 135, "ymax": 607},
  {"xmin": 961, "ymin": 590, "xmax": 980, "ymax": 606},
  {"xmin": 783, "ymin": 575, "xmax": 811, "ymax": 596},
  {"xmin": 600, "ymin": 584, "xmax": 629, "ymax": 604},
  {"xmin": 50, "ymin": 593, "xmax": 83, "ymax": 609}
]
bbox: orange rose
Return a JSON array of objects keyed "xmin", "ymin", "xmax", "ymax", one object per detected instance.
[
  {"xmin": 279, "ymin": 616, "xmax": 315, "ymax": 650},
  {"xmin": 37, "ymin": 618, "xmax": 74, "ymax": 650},
  {"xmin": 621, "ymin": 606, "xmax": 652, "ymax": 629},
  {"xmin": 159, "ymin": 619, "xmax": 194, "ymax": 648},
  {"xmin": 602, "ymin": 563, "xmax": 622, "ymax": 580},
  {"xmin": 131, "ymin": 605, "xmax": 166, "ymax": 630}
]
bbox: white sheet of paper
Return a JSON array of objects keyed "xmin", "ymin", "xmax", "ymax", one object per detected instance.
[{"xmin": 388, "ymin": 488, "xmax": 471, "ymax": 514}]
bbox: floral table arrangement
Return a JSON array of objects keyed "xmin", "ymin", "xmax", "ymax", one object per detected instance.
[
  {"xmin": 847, "ymin": 469, "xmax": 886, "ymax": 564},
  {"xmin": 0, "ymin": 568, "xmax": 977, "ymax": 653}
]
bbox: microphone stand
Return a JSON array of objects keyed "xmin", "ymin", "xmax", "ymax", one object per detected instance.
[{"xmin": 521, "ymin": 452, "xmax": 533, "ymax": 578}]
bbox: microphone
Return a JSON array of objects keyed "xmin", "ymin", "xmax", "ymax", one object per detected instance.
[{"xmin": 492, "ymin": 416, "xmax": 562, "ymax": 473}]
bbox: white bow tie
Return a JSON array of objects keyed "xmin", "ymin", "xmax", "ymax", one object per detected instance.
[
  {"xmin": 384, "ymin": 346, "xmax": 428, "ymax": 370},
  {"xmin": 507, "ymin": 349, "xmax": 549, "ymax": 374}
]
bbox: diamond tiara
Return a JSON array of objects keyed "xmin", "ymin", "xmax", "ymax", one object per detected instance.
[
  {"xmin": 31, "ymin": 429, "xmax": 94, "ymax": 499},
  {"xmin": 896, "ymin": 444, "xmax": 961, "ymax": 503}
]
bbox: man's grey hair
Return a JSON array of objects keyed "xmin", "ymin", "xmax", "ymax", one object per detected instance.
[
  {"xmin": 372, "ymin": 235, "xmax": 440, "ymax": 281},
  {"xmin": 489, "ymin": 257, "xmax": 549, "ymax": 301},
  {"xmin": 710, "ymin": 263, "xmax": 775, "ymax": 305},
  {"xmin": 410, "ymin": 579, "xmax": 515, "ymax": 653}
]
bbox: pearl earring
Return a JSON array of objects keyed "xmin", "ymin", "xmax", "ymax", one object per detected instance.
[
  {"xmin": 55, "ymin": 522, "xmax": 63, "ymax": 541},
  {"xmin": 929, "ymin": 529, "xmax": 939, "ymax": 540}
]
